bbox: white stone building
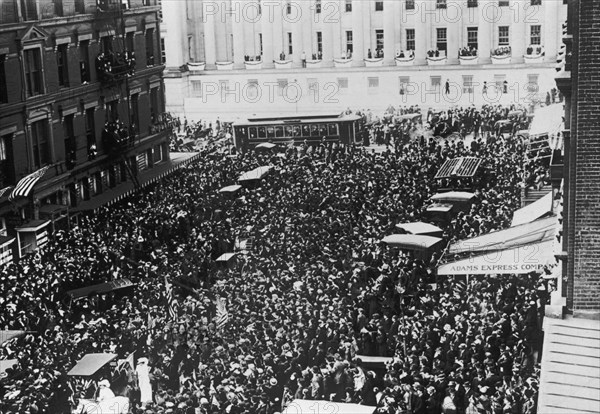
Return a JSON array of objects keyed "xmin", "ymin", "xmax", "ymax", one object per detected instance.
[{"xmin": 161, "ymin": 0, "xmax": 567, "ymax": 120}]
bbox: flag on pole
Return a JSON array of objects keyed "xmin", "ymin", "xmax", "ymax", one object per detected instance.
[
  {"xmin": 164, "ymin": 276, "xmax": 177, "ymax": 319},
  {"xmin": 9, "ymin": 166, "xmax": 50, "ymax": 201},
  {"xmin": 215, "ymin": 297, "xmax": 229, "ymax": 330}
]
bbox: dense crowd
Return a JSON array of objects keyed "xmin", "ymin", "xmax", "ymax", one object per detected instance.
[{"xmin": 0, "ymin": 104, "xmax": 551, "ymax": 414}]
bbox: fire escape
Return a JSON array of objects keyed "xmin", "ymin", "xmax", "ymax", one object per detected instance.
[{"xmin": 95, "ymin": 0, "xmax": 140, "ymax": 188}]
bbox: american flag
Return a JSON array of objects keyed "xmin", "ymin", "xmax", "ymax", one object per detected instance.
[
  {"xmin": 164, "ymin": 276, "xmax": 177, "ymax": 319},
  {"xmin": 9, "ymin": 166, "xmax": 50, "ymax": 201},
  {"xmin": 215, "ymin": 297, "xmax": 229, "ymax": 330}
]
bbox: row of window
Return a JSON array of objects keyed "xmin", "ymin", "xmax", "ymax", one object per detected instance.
[
  {"xmin": 242, "ymin": 24, "xmax": 542, "ymax": 60},
  {"xmin": 191, "ymin": 74, "xmax": 539, "ymax": 98},
  {"xmin": 2, "ymin": 0, "xmax": 155, "ymax": 24},
  {"xmin": 0, "ymin": 30, "xmax": 156, "ymax": 100},
  {"xmin": 237, "ymin": 123, "xmax": 340, "ymax": 140},
  {"xmin": 298, "ymin": 0, "xmax": 545, "ymax": 14}
]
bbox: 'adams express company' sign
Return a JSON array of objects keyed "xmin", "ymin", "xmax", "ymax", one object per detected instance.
[{"xmin": 437, "ymin": 242, "xmax": 554, "ymax": 276}]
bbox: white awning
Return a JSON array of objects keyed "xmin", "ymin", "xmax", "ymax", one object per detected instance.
[
  {"xmin": 438, "ymin": 240, "xmax": 555, "ymax": 276},
  {"xmin": 395, "ymin": 221, "xmax": 443, "ymax": 236},
  {"xmin": 382, "ymin": 234, "xmax": 443, "ymax": 251},
  {"xmin": 511, "ymin": 191, "xmax": 554, "ymax": 227},
  {"xmin": 239, "ymin": 166, "xmax": 272, "ymax": 182},
  {"xmin": 448, "ymin": 215, "xmax": 556, "ymax": 255},
  {"xmin": 529, "ymin": 104, "xmax": 564, "ymax": 137}
]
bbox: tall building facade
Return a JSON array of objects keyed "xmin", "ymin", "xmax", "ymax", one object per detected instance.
[
  {"xmin": 538, "ymin": 1, "xmax": 600, "ymax": 412},
  {"xmin": 0, "ymin": 0, "xmax": 172, "ymax": 262},
  {"xmin": 162, "ymin": 0, "xmax": 567, "ymax": 119}
]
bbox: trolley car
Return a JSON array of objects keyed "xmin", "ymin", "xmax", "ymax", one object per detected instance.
[{"xmin": 232, "ymin": 113, "xmax": 363, "ymax": 149}]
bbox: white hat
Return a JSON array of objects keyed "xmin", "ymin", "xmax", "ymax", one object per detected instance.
[
  {"xmin": 137, "ymin": 357, "xmax": 148, "ymax": 364},
  {"xmin": 98, "ymin": 379, "xmax": 111, "ymax": 388}
]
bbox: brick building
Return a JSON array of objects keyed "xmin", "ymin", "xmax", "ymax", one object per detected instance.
[
  {"xmin": 538, "ymin": 0, "xmax": 600, "ymax": 412},
  {"xmin": 0, "ymin": 0, "xmax": 173, "ymax": 262}
]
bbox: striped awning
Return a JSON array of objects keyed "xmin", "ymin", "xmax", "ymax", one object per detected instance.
[
  {"xmin": 9, "ymin": 166, "xmax": 49, "ymax": 201},
  {"xmin": 435, "ymin": 157, "xmax": 482, "ymax": 179}
]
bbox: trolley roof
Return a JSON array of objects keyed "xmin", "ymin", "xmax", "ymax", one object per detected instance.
[{"xmin": 234, "ymin": 113, "xmax": 362, "ymax": 126}]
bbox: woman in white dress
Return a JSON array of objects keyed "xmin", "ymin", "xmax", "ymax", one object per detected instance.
[{"xmin": 135, "ymin": 357, "xmax": 153, "ymax": 406}]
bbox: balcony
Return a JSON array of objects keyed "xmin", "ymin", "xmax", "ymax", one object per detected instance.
[
  {"xmin": 95, "ymin": 51, "xmax": 136, "ymax": 82},
  {"xmin": 491, "ymin": 47, "xmax": 512, "ymax": 64},
  {"xmin": 524, "ymin": 45, "xmax": 545, "ymax": 64},
  {"xmin": 459, "ymin": 47, "xmax": 478, "ymax": 65},
  {"xmin": 102, "ymin": 121, "xmax": 136, "ymax": 153}
]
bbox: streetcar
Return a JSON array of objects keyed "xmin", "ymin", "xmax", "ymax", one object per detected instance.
[{"xmin": 232, "ymin": 113, "xmax": 363, "ymax": 149}]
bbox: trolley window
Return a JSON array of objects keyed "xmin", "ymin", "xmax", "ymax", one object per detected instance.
[
  {"xmin": 328, "ymin": 124, "xmax": 338, "ymax": 135},
  {"xmin": 267, "ymin": 126, "xmax": 275, "ymax": 138},
  {"xmin": 284, "ymin": 125, "xmax": 293, "ymax": 137},
  {"xmin": 302, "ymin": 125, "xmax": 310, "ymax": 136},
  {"xmin": 275, "ymin": 126, "xmax": 284, "ymax": 138},
  {"xmin": 258, "ymin": 126, "xmax": 266, "ymax": 138},
  {"xmin": 249, "ymin": 127, "xmax": 257, "ymax": 139},
  {"xmin": 310, "ymin": 124, "xmax": 319, "ymax": 137}
]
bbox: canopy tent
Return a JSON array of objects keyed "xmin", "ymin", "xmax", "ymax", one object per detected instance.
[
  {"xmin": 434, "ymin": 157, "xmax": 482, "ymax": 179},
  {"xmin": 382, "ymin": 234, "xmax": 443, "ymax": 251},
  {"xmin": 528, "ymin": 104, "xmax": 564, "ymax": 137},
  {"xmin": 430, "ymin": 191, "xmax": 476, "ymax": 203},
  {"xmin": 0, "ymin": 359, "xmax": 18, "ymax": 378},
  {"xmin": 282, "ymin": 400, "xmax": 376, "ymax": 414},
  {"xmin": 448, "ymin": 215, "xmax": 556, "ymax": 255},
  {"xmin": 0, "ymin": 330, "xmax": 26, "ymax": 345},
  {"xmin": 219, "ymin": 184, "xmax": 242, "ymax": 194},
  {"xmin": 511, "ymin": 191, "xmax": 554, "ymax": 227},
  {"xmin": 395, "ymin": 221, "xmax": 443, "ymax": 237},
  {"xmin": 66, "ymin": 279, "xmax": 135, "ymax": 300},
  {"xmin": 239, "ymin": 166, "xmax": 272, "ymax": 182},
  {"xmin": 9, "ymin": 165, "xmax": 50, "ymax": 201},
  {"xmin": 67, "ymin": 353, "xmax": 118, "ymax": 376},
  {"xmin": 438, "ymin": 240, "xmax": 555, "ymax": 276},
  {"xmin": 255, "ymin": 142, "xmax": 277, "ymax": 150}
]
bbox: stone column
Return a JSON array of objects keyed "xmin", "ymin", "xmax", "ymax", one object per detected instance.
[
  {"xmin": 162, "ymin": 0, "xmax": 186, "ymax": 68},
  {"xmin": 383, "ymin": 0, "xmax": 395, "ymax": 64},
  {"xmin": 351, "ymin": 0, "xmax": 363, "ymax": 64},
  {"xmin": 203, "ymin": 0, "xmax": 217, "ymax": 69},
  {"xmin": 260, "ymin": 1, "xmax": 274, "ymax": 68},
  {"xmin": 478, "ymin": 6, "xmax": 492, "ymax": 63},
  {"xmin": 231, "ymin": 0, "xmax": 245, "ymax": 69}
]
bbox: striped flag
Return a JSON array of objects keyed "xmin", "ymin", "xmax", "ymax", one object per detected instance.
[
  {"xmin": 9, "ymin": 166, "xmax": 50, "ymax": 201},
  {"xmin": 215, "ymin": 297, "xmax": 229, "ymax": 330},
  {"xmin": 164, "ymin": 276, "xmax": 177, "ymax": 319}
]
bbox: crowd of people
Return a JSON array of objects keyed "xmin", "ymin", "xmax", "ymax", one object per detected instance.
[{"xmin": 0, "ymin": 103, "xmax": 552, "ymax": 414}]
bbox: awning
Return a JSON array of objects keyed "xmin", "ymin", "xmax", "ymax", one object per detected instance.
[
  {"xmin": 395, "ymin": 221, "xmax": 443, "ymax": 237},
  {"xmin": 397, "ymin": 113, "xmax": 422, "ymax": 122},
  {"xmin": 511, "ymin": 192, "xmax": 554, "ymax": 227},
  {"xmin": 382, "ymin": 234, "xmax": 443, "ymax": 251},
  {"xmin": 255, "ymin": 142, "xmax": 277, "ymax": 150},
  {"xmin": 216, "ymin": 253, "xmax": 237, "ymax": 262},
  {"xmin": 14, "ymin": 220, "xmax": 50, "ymax": 233},
  {"xmin": 448, "ymin": 215, "xmax": 556, "ymax": 255},
  {"xmin": 9, "ymin": 166, "xmax": 50, "ymax": 201},
  {"xmin": 435, "ymin": 157, "xmax": 482, "ymax": 179},
  {"xmin": 529, "ymin": 104, "xmax": 564, "ymax": 137},
  {"xmin": 282, "ymin": 400, "xmax": 376, "ymax": 414},
  {"xmin": 0, "ymin": 359, "xmax": 18, "ymax": 378},
  {"xmin": 219, "ymin": 184, "xmax": 242, "ymax": 194},
  {"xmin": 430, "ymin": 191, "xmax": 476, "ymax": 202},
  {"xmin": 239, "ymin": 166, "xmax": 272, "ymax": 182},
  {"xmin": 438, "ymin": 240, "xmax": 555, "ymax": 275},
  {"xmin": 67, "ymin": 278, "xmax": 135, "ymax": 300},
  {"xmin": 67, "ymin": 353, "xmax": 118, "ymax": 377},
  {"xmin": 0, "ymin": 330, "xmax": 26, "ymax": 345}
]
